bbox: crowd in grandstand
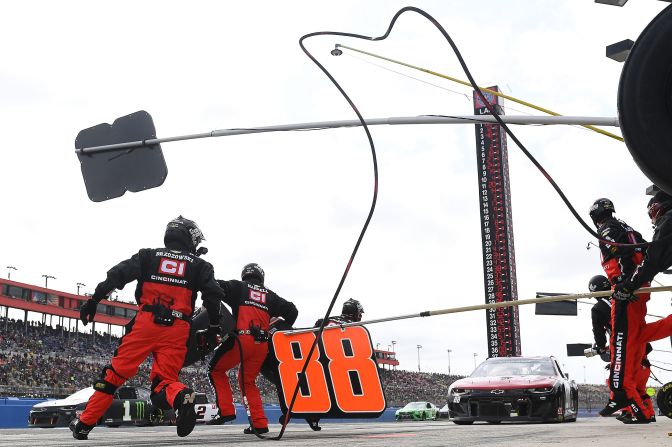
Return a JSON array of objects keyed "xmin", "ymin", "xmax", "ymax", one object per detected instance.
[{"xmin": 0, "ymin": 316, "xmax": 615, "ymax": 408}]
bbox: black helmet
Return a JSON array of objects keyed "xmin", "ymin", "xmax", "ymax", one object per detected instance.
[
  {"xmin": 589, "ymin": 198, "xmax": 615, "ymax": 224},
  {"xmin": 648, "ymin": 190, "xmax": 672, "ymax": 225},
  {"xmin": 241, "ymin": 263, "xmax": 265, "ymax": 284},
  {"xmin": 165, "ymin": 216, "xmax": 205, "ymax": 251},
  {"xmin": 342, "ymin": 298, "xmax": 364, "ymax": 322},
  {"xmin": 588, "ymin": 275, "xmax": 611, "ymax": 293}
]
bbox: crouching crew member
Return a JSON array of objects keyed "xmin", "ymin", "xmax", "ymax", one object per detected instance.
[
  {"xmin": 70, "ymin": 216, "xmax": 225, "ymax": 440},
  {"xmin": 208, "ymin": 263, "xmax": 298, "ymax": 434}
]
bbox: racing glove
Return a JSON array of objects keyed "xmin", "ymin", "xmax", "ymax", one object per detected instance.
[
  {"xmin": 79, "ymin": 299, "xmax": 98, "ymax": 326},
  {"xmin": 593, "ymin": 345, "xmax": 610, "ymax": 363},
  {"xmin": 196, "ymin": 325, "xmax": 222, "ymax": 352},
  {"xmin": 612, "ymin": 283, "xmax": 637, "ymax": 302}
]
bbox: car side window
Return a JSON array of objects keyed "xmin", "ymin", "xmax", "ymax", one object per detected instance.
[{"xmin": 116, "ymin": 387, "xmax": 137, "ymax": 400}]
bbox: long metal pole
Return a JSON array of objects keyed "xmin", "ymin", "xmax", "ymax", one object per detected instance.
[
  {"xmin": 285, "ymin": 285, "xmax": 672, "ymax": 335},
  {"xmin": 334, "ymin": 44, "xmax": 624, "ymax": 142},
  {"xmin": 75, "ymin": 115, "xmax": 619, "ymax": 156}
]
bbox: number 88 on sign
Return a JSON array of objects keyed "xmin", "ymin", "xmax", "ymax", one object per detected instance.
[{"xmin": 270, "ymin": 326, "xmax": 386, "ymax": 418}]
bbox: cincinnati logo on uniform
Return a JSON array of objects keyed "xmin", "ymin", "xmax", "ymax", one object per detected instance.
[
  {"xmin": 159, "ymin": 258, "xmax": 186, "ymax": 277},
  {"xmin": 613, "ymin": 333, "xmax": 624, "ymax": 388}
]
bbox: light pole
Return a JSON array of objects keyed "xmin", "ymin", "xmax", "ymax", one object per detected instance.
[
  {"xmin": 391, "ymin": 340, "xmax": 397, "ymax": 352},
  {"xmin": 42, "ymin": 274, "xmax": 56, "ymax": 288},
  {"xmin": 76, "ymin": 283, "xmax": 86, "ymax": 295},
  {"xmin": 391, "ymin": 341, "xmax": 397, "ymax": 370},
  {"xmin": 6, "ymin": 266, "xmax": 17, "ymax": 280},
  {"xmin": 473, "ymin": 353, "xmax": 478, "ymax": 369},
  {"xmin": 376, "ymin": 343, "xmax": 380, "ymax": 350},
  {"xmin": 417, "ymin": 345, "xmax": 422, "ymax": 372},
  {"xmin": 447, "ymin": 349, "xmax": 452, "ymax": 375},
  {"xmin": 583, "ymin": 365, "xmax": 586, "ymax": 384}
]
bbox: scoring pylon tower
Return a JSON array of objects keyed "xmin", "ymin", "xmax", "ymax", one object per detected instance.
[{"xmin": 473, "ymin": 86, "xmax": 521, "ymax": 358}]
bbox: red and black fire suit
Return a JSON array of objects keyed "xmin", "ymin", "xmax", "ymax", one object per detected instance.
[
  {"xmin": 208, "ymin": 279, "xmax": 297, "ymax": 429},
  {"xmin": 79, "ymin": 245, "xmax": 224, "ymax": 426},
  {"xmin": 592, "ymin": 296, "xmax": 652, "ymax": 410},
  {"xmin": 597, "ymin": 217, "xmax": 661, "ymax": 419}
]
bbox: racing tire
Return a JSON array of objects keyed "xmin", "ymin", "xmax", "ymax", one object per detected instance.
[
  {"xmin": 656, "ymin": 382, "xmax": 672, "ymax": 419},
  {"xmin": 555, "ymin": 392, "xmax": 566, "ymax": 423},
  {"xmin": 617, "ymin": 3, "xmax": 672, "ymax": 194},
  {"xmin": 452, "ymin": 420, "xmax": 474, "ymax": 425},
  {"xmin": 421, "ymin": 412, "xmax": 426, "ymax": 421}
]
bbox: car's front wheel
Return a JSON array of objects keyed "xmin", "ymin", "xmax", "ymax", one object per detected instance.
[{"xmin": 555, "ymin": 391, "xmax": 566, "ymax": 423}]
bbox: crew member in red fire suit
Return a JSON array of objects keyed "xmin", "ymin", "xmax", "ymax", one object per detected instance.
[
  {"xmin": 612, "ymin": 190, "xmax": 672, "ymax": 417},
  {"xmin": 70, "ymin": 216, "xmax": 226, "ymax": 440},
  {"xmin": 590, "ymin": 199, "xmax": 657, "ymax": 422},
  {"xmin": 588, "ymin": 275, "xmax": 653, "ymax": 422},
  {"xmin": 208, "ymin": 263, "xmax": 298, "ymax": 434}
]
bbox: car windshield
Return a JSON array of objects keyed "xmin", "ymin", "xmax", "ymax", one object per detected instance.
[
  {"xmin": 403, "ymin": 402, "xmax": 428, "ymax": 410},
  {"xmin": 470, "ymin": 359, "xmax": 556, "ymax": 377},
  {"xmin": 64, "ymin": 387, "xmax": 95, "ymax": 402}
]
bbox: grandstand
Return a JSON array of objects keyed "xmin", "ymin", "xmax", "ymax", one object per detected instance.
[{"xmin": 0, "ymin": 279, "xmax": 613, "ymax": 409}]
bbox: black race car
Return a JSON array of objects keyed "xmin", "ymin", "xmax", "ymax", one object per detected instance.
[
  {"xmin": 448, "ymin": 356, "xmax": 579, "ymax": 424},
  {"xmin": 29, "ymin": 386, "xmax": 159, "ymax": 428}
]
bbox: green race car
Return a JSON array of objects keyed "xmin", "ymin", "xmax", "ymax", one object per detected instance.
[{"xmin": 395, "ymin": 401, "xmax": 438, "ymax": 421}]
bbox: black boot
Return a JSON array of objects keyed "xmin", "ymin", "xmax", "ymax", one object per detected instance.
[
  {"xmin": 621, "ymin": 416, "xmax": 654, "ymax": 424},
  {"xmin": 69, "ymin": 418, "xmax": 95, "ymax": 440},
  {"xmin": 306, "ymin": 417, "xmax": 322, "ymax": 431},
  {"xmin": 244, "ymin": 426, "xmax": 269, "ymax": 434},
  {"xmin": 207, "ymin": 413, "xmax": 236, "ymax": 425},
  {"xmin": 615, "ymin": 412, "xmax": 633, "ymax": 423},
  {"xmin": 599, "ymin": 397, "xmax": 633, "ymax": 417},
  {"xmin": 175, "ymin": 388, "xmax": 197, "ymax": 437}
]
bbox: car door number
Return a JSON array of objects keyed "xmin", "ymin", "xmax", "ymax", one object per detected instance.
[{"xmin": 453, "ymin": 396, "xmax": 461, "ymax": 403}]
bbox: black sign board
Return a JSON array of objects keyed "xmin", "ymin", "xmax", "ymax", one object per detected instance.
[{"xmin": 76, "ymin": 111, "xmax": 167, "ymax": 202}]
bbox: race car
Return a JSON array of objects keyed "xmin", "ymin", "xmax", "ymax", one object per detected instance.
[
  {"xmin": 394, "ymin": 401, "xmax": 438, "ymax": 421},
  {"xmin": 447, "ymin": 356, "xmax": 578, "ymax": 424},
  {"xmin": 438, "ymin": 403, "xmax": 450, "ymax": 419},
  {"xmin": 28, "ymin": 386, "xmax": 217, "ymax": 427}
]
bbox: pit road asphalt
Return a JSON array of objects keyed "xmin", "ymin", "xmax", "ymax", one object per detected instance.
[{"xmin": 5, "ymin": 418, "xmax": 672, "ymax": 446}]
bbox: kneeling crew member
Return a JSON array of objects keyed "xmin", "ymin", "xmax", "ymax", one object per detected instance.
[
  {"xmin": 208, "ymin": 263, "xmax": 298, "ymax": 434},
  {"xmin": 70, "ymin": 216, "xmax": 225, "ymax": 440}
]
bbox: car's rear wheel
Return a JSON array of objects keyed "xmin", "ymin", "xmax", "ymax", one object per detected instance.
[
  {"xmin": 452, "ymin": 420, "xmax": 474, "ymax": 425},
  {"xmin": 656, "ymin": 382, "xmax": 672, "ymax": 418},
  {"xmin": 421, "ymin": 412, "xmax": 426, "ymax": 421}
]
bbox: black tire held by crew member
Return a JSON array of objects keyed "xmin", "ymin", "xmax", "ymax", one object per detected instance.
[
  {"xmin": 656, "ymin": 381, "xmax": 672, "ymax": 419},
  {"xmin": 183, "ymin": 304, "xmax": 235, "ymax": 367},
  {"xmin": 618, "ymin": 4, "xmax": 672, "ymax": 195}
]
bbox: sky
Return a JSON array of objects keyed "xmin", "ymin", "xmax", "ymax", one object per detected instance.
[{"xmin": 1, "ymin": 0, "xmax": 671, "ymax": 386}]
